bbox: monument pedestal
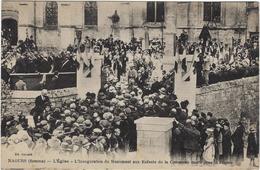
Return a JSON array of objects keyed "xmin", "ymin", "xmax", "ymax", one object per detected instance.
[{"xmin": 134, "ymin": 117, "xmax": 173, "ymax": 159}]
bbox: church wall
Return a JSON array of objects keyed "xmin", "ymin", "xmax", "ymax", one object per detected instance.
[
  {"xmin": 2, "ymin": 88, "xmax": 78, "ymax": 115},
  {"xmin": 196, "ymin": 76, "xmax": 259, "ymax": 131},
  {"xmin": 247, "ymin": 3, "xmax": 259, "ymax": 38},
  {"xmin": 175, "ymin": 2, "xmax": 248, "ymax": 45},
  {"xmin": 36, "ymin": 29, "xmax": 61, "ymax": 48},
  {"xmin": 247, "ymin": 9, "xmax": 259, "ymax": 33},
  {"xmin": 2, "ymin": 1, "xmax": 253, "ymax": 49}
]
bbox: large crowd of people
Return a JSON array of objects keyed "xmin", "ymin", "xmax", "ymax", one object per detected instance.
[
  {"xmin": 1, "ymin": 30, "xmax": 259, "ymax": 88},
  {"xmin": 1, "ymin": 36, "xmax": 79, "ymax": 75},
  {"xmin": 1, "ymin": 32, "xmax": 259, "ymax": 166},
  {"xmin": 177, "ymin": 31, "xmax": 259, "ymax": 87},
  {"xmin": 1, "ymin": 82, "xmax": 259, "ymax": 166}
]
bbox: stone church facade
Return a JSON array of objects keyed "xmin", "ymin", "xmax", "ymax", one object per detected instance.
[{"xmin": 2, "ymin": 1, "xmax": 259, "ymax": 52}]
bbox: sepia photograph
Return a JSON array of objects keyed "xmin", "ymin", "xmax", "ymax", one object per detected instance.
[{"xmin": 1, "ymin": 0, "xmax": 259, "ymax": 170}]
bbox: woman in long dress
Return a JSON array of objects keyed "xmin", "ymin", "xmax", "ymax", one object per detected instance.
[
  {"xmin": 151, "ymin": 51, "xmax": 162, "ymax": 80},
  {"xmin": 203, "ymin": 128, "xmax": 215, "ymax": 163}
]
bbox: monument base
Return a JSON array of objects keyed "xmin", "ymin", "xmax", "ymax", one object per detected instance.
[{"xmin": 134, "ymin": 117, "xmax": 173, "ymax": 159}]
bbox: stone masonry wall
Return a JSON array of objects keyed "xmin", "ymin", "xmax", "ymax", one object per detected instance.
[
  {"xmin": 196, "ymin": 76, "xmax": 259, "ymax": 130},
  {"xmin": 2, "ymin": 88, "xmax": 77, "ymax": 115}
]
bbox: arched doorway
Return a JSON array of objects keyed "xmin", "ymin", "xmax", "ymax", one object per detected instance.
[{"xmin": 2, "ymin": 18, "xmax": 18, "ymax": 45}]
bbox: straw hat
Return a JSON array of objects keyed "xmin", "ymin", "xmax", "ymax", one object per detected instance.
[{"xmin": 84, "ymin": 119, "xmax": 93, "ymax": 129}]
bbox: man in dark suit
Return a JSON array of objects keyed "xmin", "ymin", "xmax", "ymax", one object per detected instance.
[
  {"xmin": 250, "ymin": 42, "xmax": 259, "ymax": 62},
  {"xmin": 60, "ymin": 52, "xmax": 78, "ymax": 72},
  {"xmin": 32, "ymin": 89, "xmax": 51, "ymax": 125},
  {"xmin": 15, "ymin": 54, "xmax": 28, "ymax": 73},
  {"xmin": 53, "ymin": 52, "xmax": 64, "ymax": 72},
  {"xmin": 17, "ymin": 40, "xmax": 26, "ymax": 54},
  {"xmin": 37, "ymin": 52, "xmax": 53, "ymax": 73},
  {"xmin": 150, "ymin": 76, "xmax": 162, "ymax": 94}
]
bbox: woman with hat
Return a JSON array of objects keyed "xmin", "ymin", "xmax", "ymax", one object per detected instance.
[
  {"xmin": 90, "ymin": 128, "xmax": 102, "ymax": 142},
  {"xmin": 33, "ymin": 138, "xmax": 48, "ymax": 155},
  {"xmin": 104, "ymin": 129, "xmax": 118, "ymax": 156},
  {"xmin": 203, "ymin": 128, "xmax": 215, "ymax": 164},
  {"xmin": 113, "ymin": 128, "xmax": 126, "ymax": 153},
  {"xmin": 214, "ymin": 123, "xmax": 223, "ymax": 164},
  {"xmin": 222, "ymin": 122, "xmax": 232, "ymax": 164},
  {"xmin": 52, "ymin": 123, "xmax": 65, "ymax": 140},
  {"xmin": 83, "ymin": 119, "xmax": 93, "ymax": 136},
  {"xmin": 71, "ymin": 136, "xmax": 83, "ymax": 154},
  {"xmin": 247, "ymin": 126, "xmax": 258, "ymax": 167},
  {"xmin": 232, "ymin": 120, "xmax": 246, "ymax": 165},
  {"xmin": 112, "ymin": 116, "xmax": 121, "ymax": 128},
  {"xmin": 93, "ymin": 135, "xmax": 106, "ymax": 154},
  {"xmin": 99, "ymin": 119, "xmax": 111, "ymax": 132},
  {"xmin": 62, "ymin": 136, "xmax": 73, "ymax": 154},
  {"xmin": 47, "ymin": 136, "xmax": 61, "ymax": 154},
  {"xmin": 82, "ymin": 138, "xmax": 93, "ymax": 155}
]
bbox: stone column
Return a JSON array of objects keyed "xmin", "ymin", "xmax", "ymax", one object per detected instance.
[
  {"xmin": 162, "ymin": 2, "xmax": 178, "ymax": 72},
  {"xmin": 112, "ymin": 23, "xmax": 120, "ymax": 39},
  {"xmin": 134, "ymin": 117, "xmax": 173, "ymax": 159},
  {"xmin": 144, "ymin": 27, "xmax": 149, "ymax": 49}
]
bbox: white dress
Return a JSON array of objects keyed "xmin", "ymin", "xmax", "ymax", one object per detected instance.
[
  {"xmin": 203, "ymin": 136, "xmax": 215, "ymax": 162},
  {"xmin": 151, "ymin": 57, "xmax": 162, "ymax": 80}
]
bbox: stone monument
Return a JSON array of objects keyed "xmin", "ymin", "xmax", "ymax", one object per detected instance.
[{"xmin": 134, "ymin": 117, "xmax": 173, "ymax": 159}]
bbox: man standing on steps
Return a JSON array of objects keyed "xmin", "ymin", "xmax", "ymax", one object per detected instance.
[{"xmin": 31, "ymin": 89, "xmax": 51, "ymax": 126}]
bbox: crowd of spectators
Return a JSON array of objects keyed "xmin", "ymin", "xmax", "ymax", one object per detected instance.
[
  {"xmin": 177, "ymin": 32, "xmax": 259, "ymax": 87},
  {"xmin": 2, "ymin": 31, "xmax": 258, "ymax": 88},
  {"xmin": 171, "ymin": 111, "xmax": 258, "ymax": 166},
  {"xmin": 1, "ymin": 33, "xmax": 259, "ymax": 166},
  {"xmin": 1, "ymin": 44, "xmax": 259, "ymax": 166},
  {"xmin": 1, "ymin": 80, "xmax": 258, "ymax": 166},
  {"xmin": 1, "ymin": 34, "xmax": 165, "ymax": 84},
  {"xmin": 2, "ymin": 37, "xmax": 79, "ymax": 75}
]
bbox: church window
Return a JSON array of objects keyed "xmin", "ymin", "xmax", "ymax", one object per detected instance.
[
  {"xmin": 85, "ymin": 1, "xmax": 98, "ymax": 26},
  {"xmin": 45, "ymin": 1, "xmax": 58, "ymax": 28},
  {"xmin": 147, "ymin": 2, "xmax": 165, "ymax": 22},
  {"xmin": 203, "ymin": 2, "xmax": 221, "ymax": 22}
]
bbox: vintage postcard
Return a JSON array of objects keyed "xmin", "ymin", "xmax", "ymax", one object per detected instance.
[{"xmin": 1, "ymin": 0, "xmax": 259, "ymax": 170}]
